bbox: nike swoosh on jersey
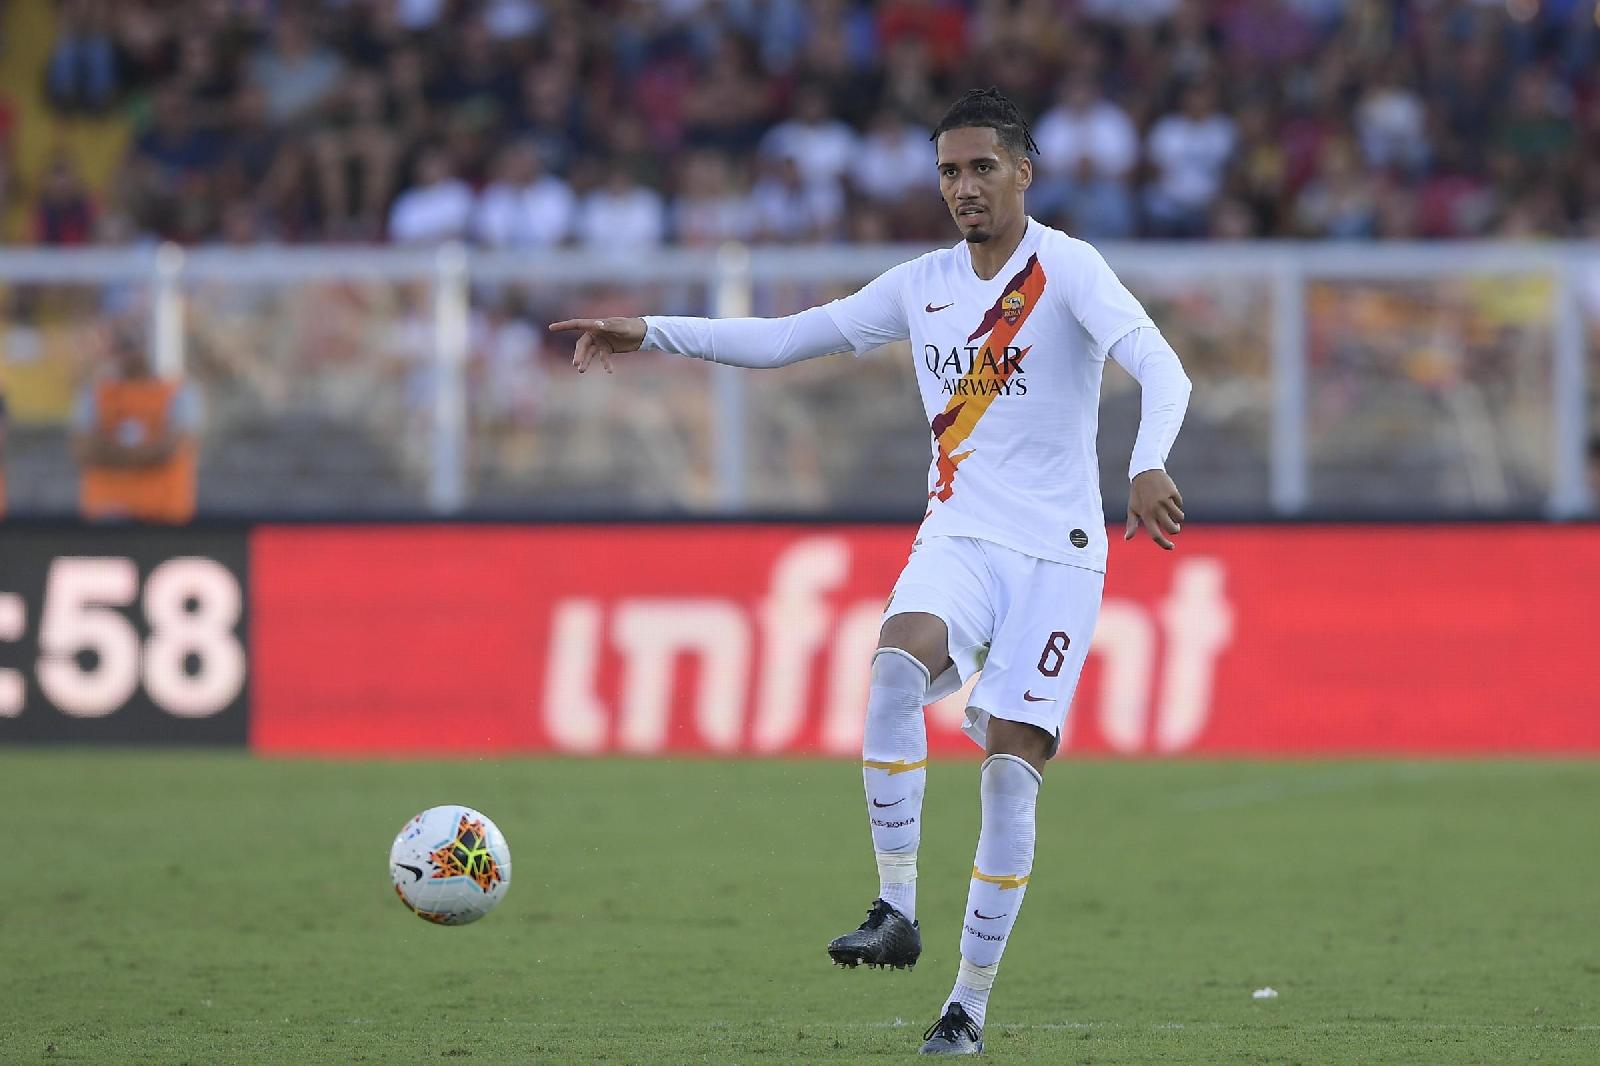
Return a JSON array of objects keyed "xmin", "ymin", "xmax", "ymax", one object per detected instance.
[
  {"xmin": 925, "ymin": 302, "xmax": 953, "ymax": 313},
  {"xmin": 1021, "ymin": 691, "xmax": 1055, "ymax": 703}
]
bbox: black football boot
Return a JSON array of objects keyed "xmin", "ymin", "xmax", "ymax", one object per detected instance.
[
  {"xmin": 826, "ymin": 898, "xmax": 921, "ymax": 970},
  {"xmin": 918, "ymin": 1002, "xmax": 984, "ymax": 1055}
]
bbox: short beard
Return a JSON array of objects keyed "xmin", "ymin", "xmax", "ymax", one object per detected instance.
[{"xmin": 963, "ymin": 228, "xmax": 992, "ymax": 244}]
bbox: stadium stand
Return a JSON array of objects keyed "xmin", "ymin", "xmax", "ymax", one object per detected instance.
[
  {"xmin": 0, "ymin": 1, "xmax": 1595, "ymax": 517},
  {"xmin": 13, "ymin": 0, "xmax": 1600, "ymax": 247}
]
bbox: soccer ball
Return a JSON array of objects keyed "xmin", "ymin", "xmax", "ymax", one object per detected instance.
[{"xmin": 390, "ymin": 805, "xmax": 512, "ymax": 925}]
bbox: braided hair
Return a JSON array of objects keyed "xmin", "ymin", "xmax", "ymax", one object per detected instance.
[{"xmin": 930, "ymin": 87, "xmax": 1040, "ymax": 160}]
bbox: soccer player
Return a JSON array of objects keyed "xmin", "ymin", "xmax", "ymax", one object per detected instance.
[{"xmin": 551, "ymin": 88, "xmax": 1191, "ymax": 1056}]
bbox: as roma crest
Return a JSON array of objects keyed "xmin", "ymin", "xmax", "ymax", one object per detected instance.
[{"xmin": 1001, "ymin": 290, "xmax": 1026, "ymax": 325}]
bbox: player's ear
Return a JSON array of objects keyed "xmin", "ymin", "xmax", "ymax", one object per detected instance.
[{"xmin": 1015, "ymin": 154, "xmax": 1032, "ymax": 193}]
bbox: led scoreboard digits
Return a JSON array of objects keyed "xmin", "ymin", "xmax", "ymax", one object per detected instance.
[{"xmin": 0, "ymin": 529, "xmax": 250, "ymax": 744}]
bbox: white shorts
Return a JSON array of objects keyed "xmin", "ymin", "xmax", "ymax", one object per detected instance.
[{"xmin": 884, "ymin": 535, "xmax": 1104, "ymax": 757}]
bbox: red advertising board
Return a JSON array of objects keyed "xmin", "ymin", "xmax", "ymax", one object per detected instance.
[{"xmin": 248, "ymin": 524, "xmax": 1600, "ymax": 757}]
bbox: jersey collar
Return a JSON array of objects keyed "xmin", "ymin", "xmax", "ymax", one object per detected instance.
[{"xmin": 958, "ymin": 216, "xmax": 1038, "ymax": 285}]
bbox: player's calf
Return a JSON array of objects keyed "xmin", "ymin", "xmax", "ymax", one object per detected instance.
[
  {"xmin": 934, "ymin": 753, "xmax": 1040, "ymax": 1033},
  {"xmin": 862, "ymin": 647, "xmax": 931, "ymax": 920}
]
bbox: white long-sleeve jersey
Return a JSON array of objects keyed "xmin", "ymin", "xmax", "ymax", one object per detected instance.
[{"xmin": 643, "ymin": 218, "xmax": 1192, "ymax": 572}]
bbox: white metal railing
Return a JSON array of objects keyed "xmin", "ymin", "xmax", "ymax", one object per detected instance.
[{"xmin": 0, "ymin": 241, "xmax": 1593, "ymax": 517}]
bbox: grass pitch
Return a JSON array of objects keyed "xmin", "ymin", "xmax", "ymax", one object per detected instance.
[{"xmin": 3, "ymin": 753, "xmax": 1597, "ymax": 1064}]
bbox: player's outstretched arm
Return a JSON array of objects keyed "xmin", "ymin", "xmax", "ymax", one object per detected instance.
[
  {"xmin": 547, "ymin": 317, "xmax": 646, "ymax": 375},
  {"xmin": 551, "ymin": 307, "xmax": 856, "ymax": 374}
]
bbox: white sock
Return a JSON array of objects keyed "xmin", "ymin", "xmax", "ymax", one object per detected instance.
[
  {"xmin": 947, "ymin": 753, "xmax": 1041, "ymax": 1029},
  {"xmin": 862, "ymin": 648, "xmax": 929, "ymax": 922},
  {"xmin": 947, "ymin": 958, "xmax": 999, "ymax": 1029}
]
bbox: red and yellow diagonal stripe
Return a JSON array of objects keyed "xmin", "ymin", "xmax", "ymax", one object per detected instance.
[{"xmin": 929, "ymin": 254, "xmax": 1048, "ymax": 502}]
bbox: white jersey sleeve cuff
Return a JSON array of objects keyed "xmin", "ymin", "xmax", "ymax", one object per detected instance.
[{"xmin": 1095, "ymin": 316, "xmax": 1156, "ymax": 361}]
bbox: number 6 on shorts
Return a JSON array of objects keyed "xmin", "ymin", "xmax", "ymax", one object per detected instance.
[{"xmin": 1036, "ymin": 631, "xmax": 1070, "ymax": 677}]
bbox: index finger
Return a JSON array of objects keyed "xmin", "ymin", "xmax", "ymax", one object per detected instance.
[{"xmin": 548, "ymin": 319, "xmax": 601, "ymax": 334}]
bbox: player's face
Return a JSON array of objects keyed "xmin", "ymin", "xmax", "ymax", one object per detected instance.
[{"xmin": 936, "ymin": 126, "xmax": 1031, "ymax": 244}]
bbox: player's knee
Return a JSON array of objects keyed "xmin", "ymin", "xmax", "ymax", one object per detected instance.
[
  {"xmin": 870, "ymin": 646, "xmax": 931, "ymax": 694},
  {"xmin": 878, "ymin": 611, "xmax": 950, "ymax": 679},
  {"xmin": 985, "ymin": 719, "xmax": 1054, "ymax": 775}
]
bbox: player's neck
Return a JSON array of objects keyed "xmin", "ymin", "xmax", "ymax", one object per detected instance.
[{"xmin": 966, "ymin": 216, "xmax": 1029, "ymax": 282}]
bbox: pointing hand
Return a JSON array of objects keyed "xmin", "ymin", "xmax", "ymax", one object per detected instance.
[{"xmin": 547, "ymin": 317, "xmax": 647, "ymax": 374}]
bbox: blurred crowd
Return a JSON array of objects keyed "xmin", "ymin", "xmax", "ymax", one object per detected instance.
[{"xmin": 19, "ymin": 0, "xmax": 1600, "ymax": 248}]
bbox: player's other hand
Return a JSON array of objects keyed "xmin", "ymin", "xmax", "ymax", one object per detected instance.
[
  {"xmin": 1125, "ymin": 469, "xmax": 1184, "ymax": 550},
  {"xmin": 547, "ymin": 317, "xmax": 647, "ymax": 374}
]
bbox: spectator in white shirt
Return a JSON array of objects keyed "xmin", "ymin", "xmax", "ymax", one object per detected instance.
[
  {"xmin": 759, "ymin": 83, "xmax": 858, "ymax": 196},
  {"xmin": 247, "ymin": 15, "xmax": 344, "ymax": 125},
  {"xmin": 1080, "ymin": 0, "xmax": 1179, "ymax": 24},
  {"xmin": 1357, "ymin": 63, "xmax": 1429, "ymax": 173},
  {"xmin": 1036, "ymin": 75, "xmax": 1138, "ymax": 183},
  {"xmin": 750, "ymin": 155, "xmax": 841, "ymax": 242},
  {"xmin": 852, "ymin": 108, "xmax": 933, "ymax": 205},
  {"xmin": 1032, "ymin": 75, "xmax": 1138, "ymax": 238},
  {"xmin": 1145, "ymin": 83, "xmax": 1236, "ymax": 237},
  {"xmin": 671, "ymin": 151, "xmax": 757, "ymax": 247},
  {"xmin": 388, "ymin": 146, "xmax": 474, "ymax": 244},
  {"xmin": 394, "ymin": 0, "xmax": 447, "ymax": 30},
  {"xmin": 576, "ymin": 169, "xmax": 665, "ymax": 250},
  {"xmin": 482, "ymin": 0, "xmax": 543, "ymax": 40},
  {"xmin": 473, "ymin": 296, "xmax": 546, "ymax": 429},
  {"xmin": 472, "ymin": 141, "xmax": 576, "ymax": 248}
]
